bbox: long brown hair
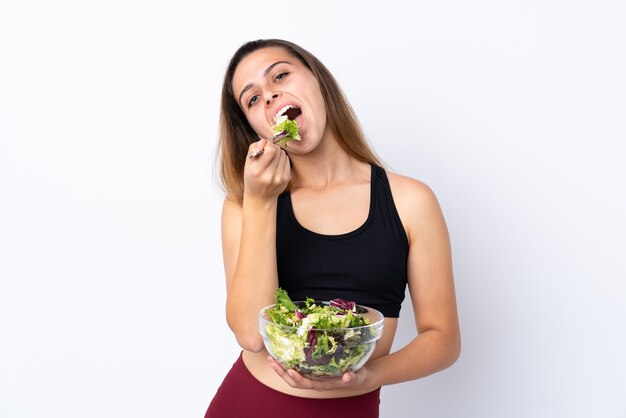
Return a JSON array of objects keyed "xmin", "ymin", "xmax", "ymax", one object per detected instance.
[{"xmin": 217, "ymin": 39, "xmax": 382, "ymax": 205}]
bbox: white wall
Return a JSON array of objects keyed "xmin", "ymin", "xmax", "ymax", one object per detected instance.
[{"xmin": 1, "ymin": 1, "xmax": 624, "ymax": 417}]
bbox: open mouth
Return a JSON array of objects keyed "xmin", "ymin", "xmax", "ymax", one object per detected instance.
[
  {"xmin": 283, "ymin": 106, "xmax": 302, "ymax": 120},
  {"xmin": 271, "ymin": 105, "xmax": 302, "ymax": 145},
  {"xmin": 275, "ymin": 105, "xmax": 302, "ymax": 121}
]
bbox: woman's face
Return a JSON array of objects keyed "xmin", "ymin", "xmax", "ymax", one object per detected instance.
[{"xmin": 231, "ymin": 47, "xmax": 327, "ymax": 153}]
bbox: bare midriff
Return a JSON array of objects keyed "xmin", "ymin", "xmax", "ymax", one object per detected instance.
[{"xmin": 241, "ymin": 317, "xmax": 398, "ymax": 398}]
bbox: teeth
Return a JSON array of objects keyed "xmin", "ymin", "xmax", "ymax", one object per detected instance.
[
  {"xmin": 274, "ymin": 104, "xmax": 297, "ymax": 119},
  {"xmin": 273, "ymin": 114, "xmax": 288, "ymax": 126}
]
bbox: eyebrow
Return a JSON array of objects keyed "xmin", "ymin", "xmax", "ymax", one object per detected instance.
[{"xmin": 238, "ymin": 60, "xmax": 293, "ymax": 106}]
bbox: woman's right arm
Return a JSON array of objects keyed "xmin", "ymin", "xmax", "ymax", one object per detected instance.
[{"xmin": 221, "ymin": 139, "xmax": 291, "ymax": 352}]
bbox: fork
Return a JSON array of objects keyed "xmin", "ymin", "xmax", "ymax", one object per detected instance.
[{"xmin": 249, "ymin": 131, "xmax": 287, "ymax": 159}]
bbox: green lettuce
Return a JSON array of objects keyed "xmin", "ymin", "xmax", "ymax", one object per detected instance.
[
  {"xmin": 263, "ymin": 288, "xmax": 377, "ymax": 379},
  {"xmin": 272, "ymin": 117, "xmax": 300, "ymax": 146}
]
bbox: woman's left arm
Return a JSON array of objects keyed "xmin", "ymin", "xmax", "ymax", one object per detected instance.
[
  {"xmin": 360, "ymin": 177, "xmax": 461, "ymax": 387},
  {"xmin": 268, "ymin": 176, "xmax": 461, "ymax": 391}
]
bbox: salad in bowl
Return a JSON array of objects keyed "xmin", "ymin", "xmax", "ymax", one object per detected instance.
[{"xmin": 259, "ymin": 289, "xmax": 384, "ymax": 379}]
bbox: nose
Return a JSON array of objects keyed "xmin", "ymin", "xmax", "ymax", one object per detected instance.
[{"xmin": 265, "ymin": 92, "xmax": 278, "ymax": 106}]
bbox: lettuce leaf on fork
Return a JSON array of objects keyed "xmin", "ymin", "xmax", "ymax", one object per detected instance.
[{"xmin": 272, "ymin": 115, "xmax": 300, "ymax": 146}]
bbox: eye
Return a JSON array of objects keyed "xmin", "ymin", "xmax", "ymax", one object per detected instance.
[
  {"xmin": 275, "ymin": 72, "xmax": 288, "ymax": 81},
  {"xmin": 247, "ymin": 95, "xmax": 259, "ymax": 107}
]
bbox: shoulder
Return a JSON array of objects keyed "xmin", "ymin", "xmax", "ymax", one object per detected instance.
[
  {"xmin": 384, "ymin": 169, "xmax": 446, "ymax": 243},
  {"xmin": 385, "ymin": 170, "xmax": 438, "ymax": 209}
]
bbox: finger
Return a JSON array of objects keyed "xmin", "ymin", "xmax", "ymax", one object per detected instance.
[
  {"xmin": 248, "ymin": 142, "xmax": 275, "ymax": 172},
  {"xmin": 250, "ymin": 138, "xmax": 267, "ymax": 153},
  {"xmin": 277, "ymin": 365, "xmax": 339, "ymax": 391},
  {"xmin": 267, "ymin": 356, "xmax": 290, "ymax": 374},
  {"xmin": 282, "ymin": 150, "xmax": 291, "ymax": 179},
  {"xmin": 286, "ymin": 371, "xmax": 344, "ymax": 391},
  {"xmin": 268, "ymin": 143, "xmax": 282, "ymax": 173},
  {"xmin": 284, "ymin": 369, "xmax": 311, "ymax": 389},
  {"xmin": 268, "ymin": 357, "xmax": 301, "ymax": 388},
  {"xmin": 267, "ymin": 357, "xmax": 349, "ymax": 391},
  {"xmin": 247, "ymin": 139, "xmax": 268, "ymax": 160},
  {"xmin": 276, "ymin": 150, "xmax": 288, "ymax": 180}
]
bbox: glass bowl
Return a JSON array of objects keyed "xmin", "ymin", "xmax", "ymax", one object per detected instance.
[{"xmin": 258, "ymin": 301, "xmax": 384, "ymax": 379}]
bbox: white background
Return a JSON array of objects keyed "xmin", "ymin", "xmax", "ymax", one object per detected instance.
[{"xmin": 1, "ymin": 1, "xmax": 625, "ymax": 417}]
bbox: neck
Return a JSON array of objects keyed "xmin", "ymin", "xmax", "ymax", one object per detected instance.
[{"xmin": 288, "ymin": 130, "xmax": 367, "ymax": 190}]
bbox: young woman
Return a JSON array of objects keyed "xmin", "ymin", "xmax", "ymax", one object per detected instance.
[{"xmin": 205, "ymin": 39, "xmax": 460, "ymax": 418}]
